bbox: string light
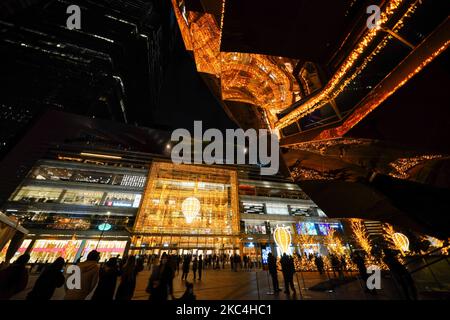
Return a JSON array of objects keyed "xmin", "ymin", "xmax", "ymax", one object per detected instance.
[
  {"xmin": 388, "ymin": 154, "xmax": 442, "ymax": 179},
  {"xmin": 275, "ymin": 0, "xmax": 417, "ymax": 129},
  {"xmin": 170, "ymin": 0, "xmax": 299, "ymax": 118},
  {"xmin": 392, "ymin": 232, "xmax": 410, "ymax": 254},
  {"xmin": 350, "ymin": 218, "xmax": 372, "ymax": 255}
]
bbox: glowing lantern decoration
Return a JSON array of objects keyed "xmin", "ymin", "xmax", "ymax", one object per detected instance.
[
  {"xmin": 274, "ymin": 227, "xmax": 292, "ymax": 255},
  {"xmin": 392, "ymin": 232, "xmax": 409, "ymax": 252},
  {"xmin": 181, "ymin": 197, "xmax": 201, "ymax": 223}
]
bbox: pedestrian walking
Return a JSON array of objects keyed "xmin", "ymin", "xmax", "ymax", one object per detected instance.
[
  {"xmin": 280, "ymin": 254, "xmax": 296, "ymax": 295},
  {"xmin": 27, "ymin": 257, "xmax": 65, "ymax": 300},
  {"xmin": 115, "ymin": 256, "xmax": 138, "ymax": 300},
  {"xmin": 92, "ymin": 257, "xmax": 120, "ymax": 300},
  {"xmin": 198, "ymin": 255, "xmax": 203, "ymax": 281},
  {"xmin": 181, "ymin": 255, "xmax": 190, "ymax": 281},
  {"xmin": 64, "ymin": 250, "xmax": 100, "ymax": 300},
  {"xmin": 267, "ymin": 253, "xmax": 281, "ymax": 293},
  {"xmin": 0, "ymin": 253, "xmax": 30, "ymax": 300},
  {"xmin": 192, "ymin": 256, "xmax": 198, "ymax": 280}
]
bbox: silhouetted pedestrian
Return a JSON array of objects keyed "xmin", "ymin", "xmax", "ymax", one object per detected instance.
[
  {"xmin": 383, "ymin": 249, "xmax": 418, "ymax": 300},
  {"xmin": 27, "ymin": 257, "xmax": 65, "ymax": 300},
  {"xmin": 147, "ymin": 253, "xmax": 173, "ymax": 301},
  {"xmin": 280, "ymin": 254, "xmax": 296, "ymax": 294},
  {"xmin": 352, "ymin": 252, "xmax": 369, "ymax": 287},
  {"xmin": 267, "ymin": 253, "xmax": 281, "ymax": 293},
  {"xmin": 92, "ymin": 257, "xmax": 119, "ymax": 300},
  {"xmin": 198, "ymin": 255, "xmax": 203, "ymax": 280},
  {"xmin": 177, "ymin": 281, "xmax": 196, "ymax": 301},
  {"xmin": 115, "ymin": 256, "xmax": 137, "ymax": 300},
  {"xmin": 64, "ymin": 250, "xmax": 100, "ymax": 300},
  {"xmin": 192, "ymin": 257, "xmax": 198, "ymax": 280},
  {"xmin": 314, "ymin": 255, "xmax": 325, "ymax": 275},
  {"xmin": 0, "ymin": 254, "xmax": 30, "ymax": 299},
  {"xmin": 181, "ymin": 255, "xmax": 190, "ymax": 280}
]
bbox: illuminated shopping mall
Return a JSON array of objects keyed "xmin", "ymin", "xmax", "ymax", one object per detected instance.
[
  {"xmin": 0, "ymin": 0, "xmax": 448, "ymax": 302},
  {"xmin": 1, "ymin": 143, "xmax": 349, "ymax": 264}
]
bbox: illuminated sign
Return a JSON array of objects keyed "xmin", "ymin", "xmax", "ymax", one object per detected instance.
[{"xmin": 98, "ymin": 223, "xmax": 112, "ymax": 231}]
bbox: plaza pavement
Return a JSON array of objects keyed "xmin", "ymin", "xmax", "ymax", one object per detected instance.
[{"xmin": 11, "ymin": 266, "xmax": 405, "ymax": 300}]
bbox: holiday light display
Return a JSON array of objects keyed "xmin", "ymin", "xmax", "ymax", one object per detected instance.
[
  {"xmin": 392, "ymin": 232, "xmax": 410, "ymax": 253},
  {"xmin": 388, "ymin": 155, "xmax": 443, "ymax": 179},
  {"xmin": 350, "ymin": 219, "xmax": 372, "ymax": 255},
  {"xmin": 132, "ymin": 162, "xmax": 240, "ymax": 251},
  {"xmin": 181, "ymin": 197, "xmax": 201, "ymax": 224},
  {"xmin": 274, "ymin": 227, "xmax": 292, "ymax": 255},
  {"xmin": 325, "ymin": 228, "xmax": 346, "ymax": 256},
  {"xmin": 275, "ymin": 0, "xmax": 419, "ymax": 129}
]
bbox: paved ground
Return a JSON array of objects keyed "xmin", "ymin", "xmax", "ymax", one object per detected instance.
[
  {"xmin": 11, "ymin": 266, "xmax": 407, "ymax": 300},
  {"xmin": 133, "ymin": 268, "xmax": 401, "ymax": 300}
]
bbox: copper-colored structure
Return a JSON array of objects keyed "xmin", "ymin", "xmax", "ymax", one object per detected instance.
[{"xmin": 171, "ymin": 0, "xmax": 300, "ymax": 128}]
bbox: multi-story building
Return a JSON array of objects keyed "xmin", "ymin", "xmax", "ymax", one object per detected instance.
[
  {"xmin": 1, "ymin": 145, "xmax": 350, "ymax": 263},
  {"xmin": 0, "ymin": 0, "xmax": 178, "ymax": 159},
  {"xmin": 1, "ymin": 156, "xmax": 148, "ymax": 263}
]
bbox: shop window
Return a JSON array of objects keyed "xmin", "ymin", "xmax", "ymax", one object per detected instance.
[
  {"xmin": 265, "ymin": 203, "xmax": 289, "ymax": 215},
  {"xmin": 244, "ymin": 223, "xmax": 267, "ymax": 234},
  {"xmin": 289, "ymin": 205, "xmax": 310, "ymax": 216},
  {"xmin": 61, "ymin": 190, "xmax": 104, "ymax": 206},
  {"xmin": 242, "ymin": 202, "xmax": 265, "ymax": 214},
  {"xmin": 13, "ymin": 186, "xmax": 62, "ymax": 203},
  {"xmin": 29, "ymin": 166, "xmax": 73, "ymax": 181}
]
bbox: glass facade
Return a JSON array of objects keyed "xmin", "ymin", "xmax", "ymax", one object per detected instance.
[
  {"xmin": 12, "ymin": 186, "xmax": 142, "ymax": 208},
  {"xmin": 132, "ymin": 162, "xmax": 240, "ymax": 249},
  {"xmin": 13, "ymin": 186, "xmax": 61, "ymax": 203},
  {"xmin": 29, "ymin": 165, "xmax": 146, "ymax": 188},
  {"xmin": 9, "ymin": 211, "xmax": 134, "ymax": 232},
  {"xmin": 238, "ymin": 183, "xmax": 309, "ymax": 199},
  {"xmin": 3, "ymin": 158, "xmax": 327, "ymax": 260}
]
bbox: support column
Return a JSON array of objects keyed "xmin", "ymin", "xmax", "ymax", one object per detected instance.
[{"xmin": 4, "ymin": 231, "xmax": 25, "ymax": 263}]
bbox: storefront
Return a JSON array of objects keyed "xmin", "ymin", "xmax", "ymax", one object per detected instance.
[
  {"xmin": 9, "ymin": 237, "xmax": 129, "ymax": 263},
  {"xmin": 240, "ymin": 218, "xmax": 349, "ymax": 259},
  {"xmin": 0, "ymin": 212, "xmax": 29, "ymax": 263}
]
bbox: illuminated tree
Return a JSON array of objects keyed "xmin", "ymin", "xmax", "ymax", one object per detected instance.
[{"xmin": 350, "ymin": 219, "xmax": 372, "ymax": 255}]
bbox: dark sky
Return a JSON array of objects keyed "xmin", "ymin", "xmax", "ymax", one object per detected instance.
[{"xmin": 154, "ymin": 38, "xmax": 238, "ymax": 134}]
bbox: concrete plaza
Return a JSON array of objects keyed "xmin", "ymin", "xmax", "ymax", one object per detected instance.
[{"xmin": 11, "ymin": 266, "xmax": 408, "ymax": 300}]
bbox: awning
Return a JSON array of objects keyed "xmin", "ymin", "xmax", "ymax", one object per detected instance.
[{"xmin": 0, "ymin": 212, "xmax": 29, "ymax": 235}]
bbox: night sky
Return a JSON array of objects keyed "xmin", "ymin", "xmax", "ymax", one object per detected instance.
[{"xmin": 153, "ymin": 38, "xmax": 238, "ymax": 134}]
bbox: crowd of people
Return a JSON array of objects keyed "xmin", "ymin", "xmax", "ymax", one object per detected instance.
[
  {"xmin": 0, "ymin": 251, "xmax": 194, "ymax": 301},
  {"xmin": 0, "ymin": 248, "xmax": 418, "ymax": 300}
]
